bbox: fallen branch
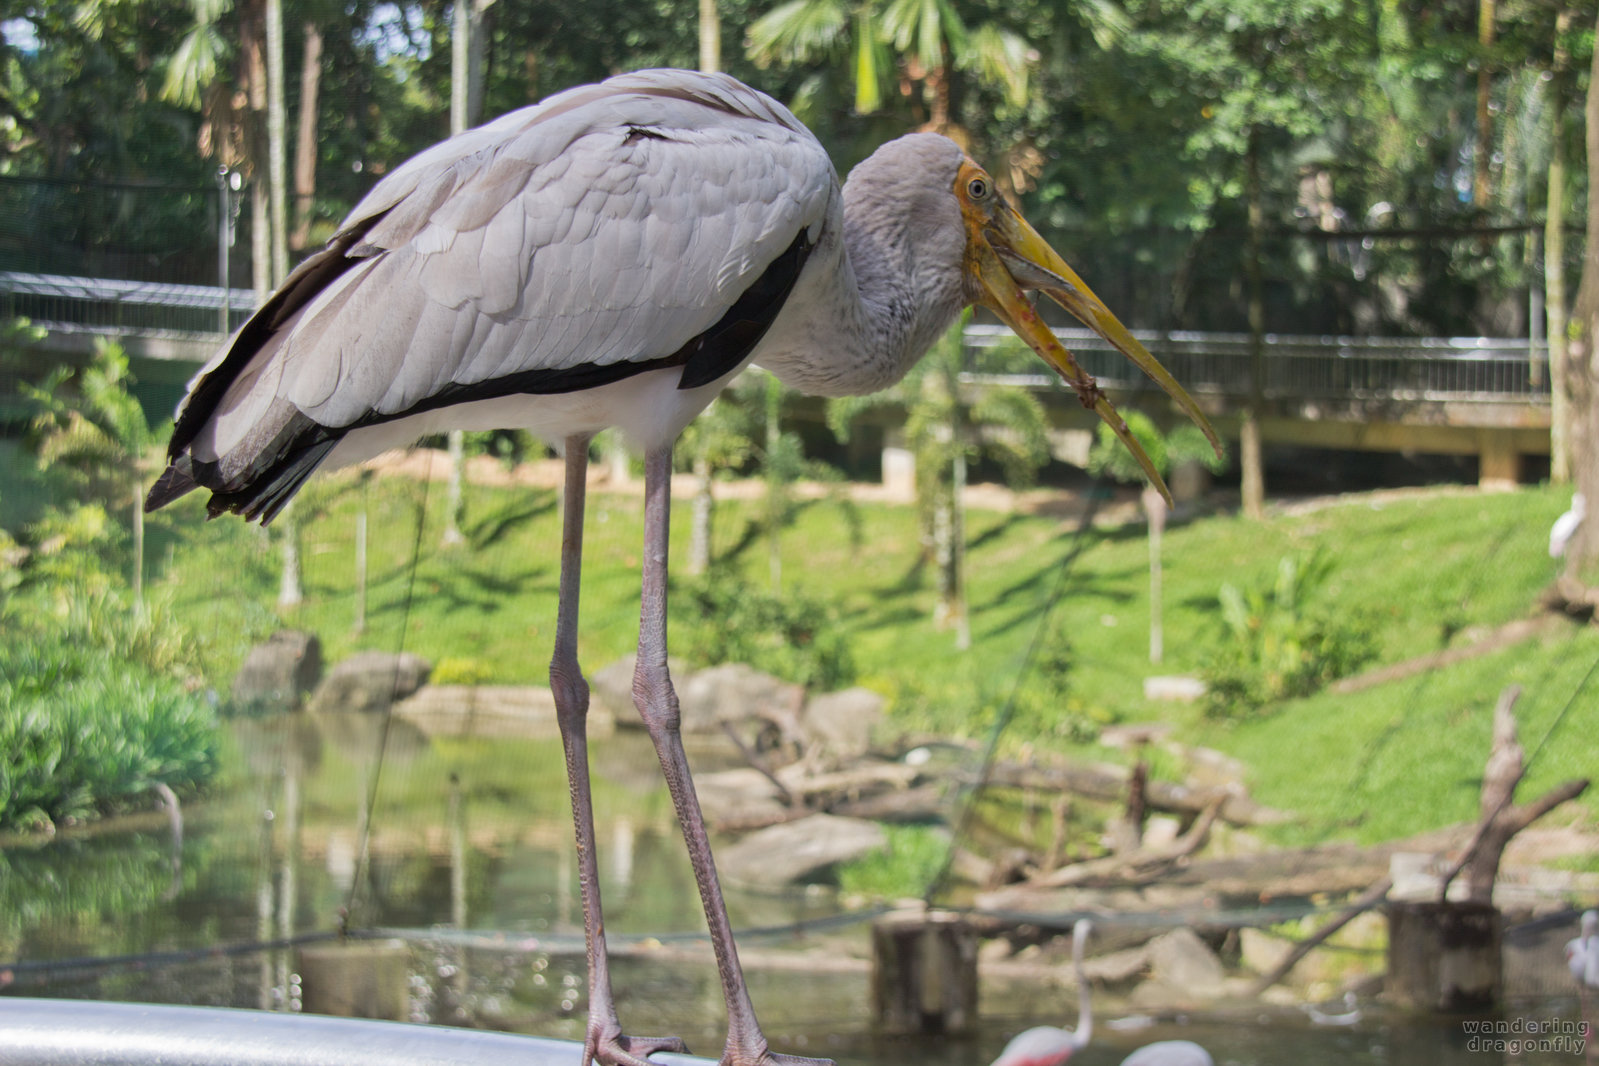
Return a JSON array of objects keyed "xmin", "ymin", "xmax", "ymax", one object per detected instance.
[
  {"xmin": 1248, "ymin": 875, "xmax": 1393, "ymax": 996},
  {"xmin": 973, "ymin": 758, "xmax": 1289, "ymax": 828},
  {"xmin": 1034, "ymin": 795, "xmax": 1225, "ymax": 888},
  {"xmin": 1434, "ymin": 685, "xmax": 1591, "ymax": 903}
]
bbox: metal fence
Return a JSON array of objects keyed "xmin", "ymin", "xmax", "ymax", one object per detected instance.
[
  {"xmin": 0, "ymin": 271, "xmax": 1553, "ymax": 410},
  {"xmin": 0, "ymin": 271, "xmax": 257, "ymax": 342},
  {"xmin": 964, "ymin": 324, "xmax": 1550, "ymax": 406}
]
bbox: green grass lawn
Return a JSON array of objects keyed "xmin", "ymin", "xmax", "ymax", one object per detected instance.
[{"xmin": 143, "ymin": 463, "xmax": 1594, "ymax": 850}]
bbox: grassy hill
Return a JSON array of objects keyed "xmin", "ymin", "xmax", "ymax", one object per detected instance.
[{"xmin": 141, "ymin": 459, "xmax": 1593, "ymax": 851}]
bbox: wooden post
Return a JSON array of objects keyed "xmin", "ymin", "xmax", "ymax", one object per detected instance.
[
  {"xmin": 297, "ymin": 939, "xmax": 410, "ymax": 1021},
  {"xmin": 870, "ymin": 910, "xmax": 978, "ymax": 1035},
  {"xmin": 1386, "ymin": 900, "xmax": 1502, "ymax": 1012}
]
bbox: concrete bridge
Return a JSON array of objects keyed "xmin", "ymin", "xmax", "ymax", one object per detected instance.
[{"xmin": 2, "ymin": 272, "xmax": 1552, "ymax": 489}]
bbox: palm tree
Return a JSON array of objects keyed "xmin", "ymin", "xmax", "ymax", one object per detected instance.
[
  {"xmin": 678, "ymin": 391, "xmax": 757, "ymax": 576},
  {"xmin": 1087, "ymin": 411, "xmax": 1225, "ymax": 664},
  {"xmin": 26, "ymin": 340, "xmax": 156, "ymax": 611},
  {"xmin": 747, "ymin": 0, "xmax": 1034, "ymax": 124},
  {"xmin": 830, "ymin": 315, "xmax": 1049, "ymax": 647}
]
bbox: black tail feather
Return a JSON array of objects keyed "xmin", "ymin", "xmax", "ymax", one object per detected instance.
[{"xmin": 144, "ymin": 461, "xmax": 201, "ymax": 513}]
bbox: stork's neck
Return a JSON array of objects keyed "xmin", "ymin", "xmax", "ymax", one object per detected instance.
[{"xmin": 758, "ymin": 174, "xmax": 968, "ymax": 398}]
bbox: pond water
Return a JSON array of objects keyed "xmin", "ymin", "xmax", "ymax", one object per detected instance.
[{"xmin": 0, "ymin": 714, "xmax": 1589, "ymax": 1066}]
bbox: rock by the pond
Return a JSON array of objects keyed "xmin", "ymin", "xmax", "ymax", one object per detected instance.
[
  {"xmin": 232, "ymin": 630, "xmax": 323, "ymax": 712},
  {"xmin": 1145, "ymin": 928, "xmax": 1226, "ymax": 998},
  {"xmin": 802, "ymin": 687, "xmax": 884, "ymax": 764},
  {"xmin": 716, "ymin": 814, "xmax": 887, "ymax": 889},
  {"xmin": 307, "ymin": 652, "xmax": 431, "ymax": 714},
  {"xmin": 588, "ymin": 653, "xmax": 690, "ymax": 726},
  {"xmin": 677, "ymin": 663, "xmax": 803, "ymax": 736},
  {"xmin": 1240, "ymin": 927, "xmax": 1293, "ymax": 976},
  {"xmin": 694, "ymin": 767, "xmax": 790, "ymax": 828},
  {"xmin": 392, "ymin": 684, "xmax": 617, "ymax": 739}
]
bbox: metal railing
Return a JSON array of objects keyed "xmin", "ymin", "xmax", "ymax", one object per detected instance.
[
  {"xmin": 0, "ymin": 997, "xmax": 714, "ymax": 1066},
  {"xmin": 0, "ymin": 271, "xmax": 256, "ymax": 343},
  {"xmin": 0, "ymin": 271, "xmax": 1553, "ymax": 409},
  {"xmin": 964, "ymin": 324, "xmax": 1551, "ymax": 406}
]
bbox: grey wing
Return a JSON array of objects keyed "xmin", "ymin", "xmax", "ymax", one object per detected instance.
[{"xmin": 153, "ymin": 73, "xmax": 836, "ymax": 520}]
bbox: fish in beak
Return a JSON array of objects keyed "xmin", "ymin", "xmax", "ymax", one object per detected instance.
[{"xmin": 956, "ymin": 160, "xmax": 1221, "ymax": 503}]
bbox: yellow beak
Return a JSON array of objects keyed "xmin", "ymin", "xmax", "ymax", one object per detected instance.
[{"xmin": 969, "ymin": 198, "xmax": 1221, "ymax": 504}]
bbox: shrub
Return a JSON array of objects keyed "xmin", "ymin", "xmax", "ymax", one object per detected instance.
[
  {"xmin": 0, "ymin": 631, "xmax": 220, "ymax": 832},
  {"xmin": 1201, "ymin": 552, "xmax": 1378, "ymax": 719},
  {"xmin": 674, "ymin": 576, "xmax": 855, "ymax": 691}
]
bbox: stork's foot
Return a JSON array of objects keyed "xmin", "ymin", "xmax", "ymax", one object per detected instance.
[{"xmin": 588, "ymin": 1029, "xmax": 690, "ymax": 1066}]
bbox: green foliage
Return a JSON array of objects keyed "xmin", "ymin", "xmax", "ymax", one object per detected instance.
[
  {"xmin": 835, "ymin": 823, "xmax": 950, "ymax": 899},
  {"xmin": 1201, "ymin": 551, "xmax": 1379, "ymax": 719},
  {"xmin": 432, "ymin": 657, "xmax": 493, "ymax": 686},
  {"xmin": 0, "ymin": 628, "xmax": 220, "ymax": 832},
  {"xmin": 1088, "ymin": 410, "xmax": 1228, "ymax": 485},
  {"xmin": 26, "ymin": 340, "xmax": 154, "ymax": 503},
  {"xmin": 675, "ymin": 575, "xmax": 856, "ymax": 691}
]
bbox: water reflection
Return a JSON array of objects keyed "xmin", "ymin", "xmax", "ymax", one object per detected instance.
[{"xmin": 0, "ymin": 712, "xmax": 1590, "ymax": 1066}]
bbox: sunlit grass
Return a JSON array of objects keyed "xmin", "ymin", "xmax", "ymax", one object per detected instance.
[{"xmin": 143, "ymin": 462, "xmax": 1593, "ymax": 850}]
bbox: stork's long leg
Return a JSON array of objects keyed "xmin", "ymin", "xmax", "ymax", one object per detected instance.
[
  {"xmin": 633, "ymin": 445, "xmax": 830, "ymax": 1066},
  {"xmin": 550, "ymin": 436, "xmax": 689, "ymax": 1066}
]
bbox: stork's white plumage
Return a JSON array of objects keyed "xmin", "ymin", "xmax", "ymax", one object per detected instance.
[{"xmin": 148, "ymin": 69, "xmax": 1216, "ymax": 1066}]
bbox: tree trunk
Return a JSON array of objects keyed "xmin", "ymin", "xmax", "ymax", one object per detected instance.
[
  {"xmin": 950, "ymin": 444, "xmax": 968, "ymax": 650},
  {"xmin": 451, "ymin": 0, "xmax": 470, "ymax": 135},
  {"xmin": 766, "ymin": 378, "xmax": 783, "ymax": 594},
  {"xmin": 1562, "ymin": 8, "xmax": 1599, "ymax": 573},
  {"xmin": 131, "ymin": 490, "xmax": 144, "ymax": 614},
  {"xmin": 264, "ymin": 0, "xmax": 287, "ymax": 285},
  {"xmin": 1474, "ymin": 0, "xmax": 1496, "ymax": 208},
  {"xmin": 354, "ymin": 505, "xmax": 368, "ymax": 634},
  {"xmin": 289, "ymin": 22, "xmax": 322, "ymax": 253},
  {"xmin": 443, "ymin": 429, "xmax": 466, "ymax": 547},
  {"xmin": 1143, "ymin": 484, "xmax": 1166, "ymax": 664},
  {"xmin": 1241, "ymin": 125, "xmax": 1268, "ymax": 520},
  {"xmin": 699, "ymin": 0, "xmax": 720, "ymax": 73},
  {"xmin": 1548, "ymin": 10, "xmax": 1573, "ymax": 484},
  {"xmin": 689, "ymin": 449, "xmax": 714, "ymax": 576},
  {"xmin": 244, "ymin": 14, "xmax": 270, "ymax": 305},
  {"xmin": 278, "ymin": 499, "xmax": 303, "ymax": 609}
]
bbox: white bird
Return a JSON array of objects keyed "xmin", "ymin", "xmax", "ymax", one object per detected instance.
[
  {"xmin": 988, "ymin": 920, "xmax": 1094, "ymax": 1066},
  {"xmin": 1566, "ymin": 909, "xmax": 1598, "ymax": 994},
  {"xmin": 1550, "ymin": 492, "xmax": 1586, "ymax": 559},
  {"xmin": 147, "ymin": 69, "xmax": 1217, "ymax": 1066},
  {"xmin": 987, "ymin": 921, "xmax": 1214, "ymax": 1066},
  {"xmin": 1117, "ymin": 1041, "xmax": 1214, "ymax": 1066}
]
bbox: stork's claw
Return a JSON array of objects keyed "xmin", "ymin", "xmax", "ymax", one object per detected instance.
[{"xmin": 590, "ymin": 1031, "xmax": 690, "ymax": 1066}]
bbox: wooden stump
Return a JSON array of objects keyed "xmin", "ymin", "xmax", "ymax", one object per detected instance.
[
  {"xmin": 297, "ymin": 939, "xmax": 410, "ymax": 1021},
  {"xmin": 1387, "ymin": 901, "xmax": 1501, "ymax": 1012},
  {"xmin": 870, "ymin": 911, "xmax": 978, "ymax": 1035}
]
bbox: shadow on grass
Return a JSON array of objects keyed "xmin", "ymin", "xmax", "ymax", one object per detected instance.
[{"xmin": 466, "ymin": 491, "xmax": 557, "ymax": 552}]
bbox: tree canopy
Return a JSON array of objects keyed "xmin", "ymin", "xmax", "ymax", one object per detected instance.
[{"xmin": 0, "ymin": 0, "xmax": 1588, "ymax": 336}]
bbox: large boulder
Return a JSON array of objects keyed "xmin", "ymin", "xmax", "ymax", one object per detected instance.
[
  {"xmin": 715, "ymin": 813, "xmax": 887, "ymax": 889},
  {"xmin": 307, "ymin": 651, "xmax": 431, "ymax": 714},
  {"xmin": 232, "ymin": 630, "xmax": 322, "ymax": 712},
  {"xmin": 1145, "ymin": 927, "xmax": 1226, "ymax": 998},
  {"xmin": 677, "ymin": 663, "xmax": 803, "ymax": 736},
  {"xmin": 588, "ymin": 653, "xmax": 690, "ymax": 726},
  {"xmin": 801, "ymin": 687, "xmax": 884, "ymax": 765}
]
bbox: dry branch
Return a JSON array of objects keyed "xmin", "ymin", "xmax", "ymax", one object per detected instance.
[{"xmin": 1248, "ymin": 875, "xmax": 1393, "ymax": 996}]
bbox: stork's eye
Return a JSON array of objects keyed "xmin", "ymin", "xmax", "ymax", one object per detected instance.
[{"xmin": 967, "ymin": 176, "xmax": 991, "ymax": 201}]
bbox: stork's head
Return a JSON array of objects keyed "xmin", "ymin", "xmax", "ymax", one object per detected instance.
[
  {"xmin": 952, "ymin": 153, "xmax": 1222, "ymax": 500},
  {"xmin": 873, "ymin": 135, "xmax": 1217, "ymax": 500}
]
